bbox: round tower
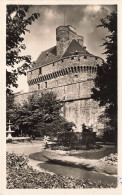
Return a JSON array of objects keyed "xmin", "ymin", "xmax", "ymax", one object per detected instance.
[
  {"xmin": 56, "ymin": 26, "xmax": 70, "ymax": 56},
  {"xmin": 56, "ymin": 25, "xmax": 84, "ymax": 56}
]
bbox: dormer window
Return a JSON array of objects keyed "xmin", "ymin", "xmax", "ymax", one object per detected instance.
[
  {"xmin": 95, "ymin": 57, "xmax": 98, "ymax": 60},
  {"xmin": 71, "ymin": 57, "xmax": 74, "ymax": 60},
  {"xmin": 75, "ymin": 51, "xmax": 78, "ymax": 55},
  {"xmin": 61, "ymin": 59, "xmax": 64, "ymax": 62},
  {"xmin": 39, "ymin": 67, "xmax": 42, "ymax": 75},
  {"xmin": 84, "ymin": 56, "xmax": 87, "ymax": 59}
]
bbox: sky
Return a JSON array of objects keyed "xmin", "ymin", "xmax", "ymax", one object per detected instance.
[{"xmin": 11, "ymin": 4, "xmax": 117, "ymax": 93}]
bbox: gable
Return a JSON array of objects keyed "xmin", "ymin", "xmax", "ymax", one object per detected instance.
[{"xmin": 62, "ymin": 39, "xmax": 91, "ymax": 58}]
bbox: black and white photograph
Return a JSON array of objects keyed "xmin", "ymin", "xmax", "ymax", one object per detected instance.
[{"xmin": 1, "ymin": 0, "xmax": 121, "ymax": 193}]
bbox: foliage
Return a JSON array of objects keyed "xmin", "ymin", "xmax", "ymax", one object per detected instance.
[
  {"xmin": 81, "ymin": 123, "xmax": 96, "ymax": 149},
  {"xmin": 57, "ymin": 132, "xmax": 78, "ymax": 147},
  {"xmin": 6, "ymin": 93, "xmax": 15, "ymax": 111},
  {"xmin": 102, "ymin": 129, "xmax": 117, "ymax": 143},
  {"xmin": 36, "ymin": 119, "xmax": 75, "ymax": 137},
  {"xmin": 6, "ymin": 152, "xmax": 116, "ymax": 188},
  {"xmin": 6, "ymin": 138, "xmax": 13, "ymax": 143},
  {"xmin": 6, "ymin": 5, "xmax": 40, "ymax": 94},
  {"xmin": 6, "ymin": 152, "xmax": 28, "ymax": 169},
  {"xmin": 7, "ymin": 92, "xmax": 65, "ymax": 136},
  {"xmin": 82, "ymin": 132, "xmax": 96, "ymax": 149},
  {"xmin": 82, "ymin": 123, "xmax": 93, "ymax": 133},
  {"xmin": 91, "ymin": 12, "xmax": 117, "ymax": 140}
]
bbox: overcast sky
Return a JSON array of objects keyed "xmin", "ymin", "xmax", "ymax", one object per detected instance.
[{"xmin": 12, "ymin": 5, "xmax": 117, "ymax": 93}]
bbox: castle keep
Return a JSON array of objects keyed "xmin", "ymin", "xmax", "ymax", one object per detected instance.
[{"xmin": 15, "ymin": 25, "xmax": 103, "ymax": 132}]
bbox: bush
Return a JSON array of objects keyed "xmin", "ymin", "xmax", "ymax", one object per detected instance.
[
  {"xmin": 57, "ymin": 132, "xmax": 78, "ymax": 147},
  {"xmin": 36, "ymin": 119, "xmax": 76, "ymax": 137},
  {"xmin": 102, "ymin": 129, "xmax": 117, "ymax": 143},
  {"xmin": 82, "ymin": 132, "xmax": 96, "ymax": 148},
  {"xmin": 6, "ymin": 152, "xmax": 28, "ymax": 169},
  {"xmin": 6, "ymin": 138, "xmax": 13, "ymax": 143},
  {"xmin": 81, "ymin": 123, "xmax": 97, "ymax": 149},
  {"xmin": 82, "ymin": 123, "xmax": 93, "ymax": 133}
]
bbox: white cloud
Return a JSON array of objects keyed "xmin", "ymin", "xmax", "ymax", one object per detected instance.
[
  {"xmin": 85, "ymin": 5, "xmax": 102, "ymax": 13},
  {"xmin": 45, "ymin": 9, "xmax": 55, "ymax": 20}
]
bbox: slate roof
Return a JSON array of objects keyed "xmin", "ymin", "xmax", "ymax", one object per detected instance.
[
  {"xmin": 35, "ymin": 46, "xmax": 60, "ymax": 69},
  {"xmin": 33, "ymin": 39, "xmax": 94, "ymax": 70},
  {"xmin": 62, "ymin": 39, "xmax": 91, "ymax": 58}
]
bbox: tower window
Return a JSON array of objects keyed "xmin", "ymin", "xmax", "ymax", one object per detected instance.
[
  {"xmin": 71, "ymin": 57, "xmax": 74, "ymax": 60},
  {"xmin": 78, "ymin": 57, "xmax": 80, "ymax": 61},
  {"xmin": 39, "ymin": 67, "xmax": 42, "ymax": 74},
  {"xmin": 45, "ymin": 82, "xmax": 47, "ymax": 88},
  {"xmin": 84, "ymin": 56, "xmax": 87, "ymax": 59},
  {"xmin": 53, "ymin": 62, "xmax": 55, "ymax": 66},
  {"xmin": 37, "ymin": 84, "xmax": 40, "ymax": 90}
]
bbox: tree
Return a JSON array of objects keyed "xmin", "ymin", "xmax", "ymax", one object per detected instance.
[
  {"xmin": 91, "ymin": 12, "xmax": 117, "ymax": 142},
  {"xmin": 7, "ymin": 92, "xmax": 65, "ymax": 137},
  {"xmin": 6, "ymin": 5, "xmax": 40, "ymax": 94}
]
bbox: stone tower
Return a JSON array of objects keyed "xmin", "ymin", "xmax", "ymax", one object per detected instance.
[
  {"xmin": 56, "ymin": 25, "xmax": 84, "ymax": 56},
  {"xmin": 14, "ymin": 25, "xmax": 104, "ymax": 133}
]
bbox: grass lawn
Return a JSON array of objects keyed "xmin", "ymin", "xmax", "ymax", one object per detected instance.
[
  {"xmin": 29, "ymin": 146, "xmax": 117, "ymax": 176},
  {"xmin": 69, "ymin": 146, "xmax": 117, "ymax": 159}
]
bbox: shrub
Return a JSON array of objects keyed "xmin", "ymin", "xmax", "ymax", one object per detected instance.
[
  {"xmin": 81, "ymin": 123, "xmax": 96, "ymax": 149},
  {"xmin": 6, "ymin": 152, "xmax": 28, "ymax": 169},
  {"xmin": 36, "ymin": 119, "xmax": 76, "ymax": 137},
  {"xmin": 82, "ymin": 123, "xmax": 93, "ymax": 133},
  {"xmin": 102, "ymin": 129, "xmax": 117, "ymax": 143},
  {"xmin": 6, "ymin": 138, "xmax": 13, "ymax": 143},
  {"xmin": 82, "ymin": 132, "xmax": 96, "ymax": 148},
  {"xmin": 57, "ymin": 131, "xmax": 78, "ymax": 147}
]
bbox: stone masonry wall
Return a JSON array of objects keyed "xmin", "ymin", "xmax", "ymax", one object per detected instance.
[
  {"xmin": 14, "ymin": 90, "xmax": 104, "ymax": 133},
  {"xmin": 27, "ymin": 55, "xmax": 102, "ymax": 82},
  {"xmin": 14, "ymin": 48, "xmax": 103, "ymax": 133}
]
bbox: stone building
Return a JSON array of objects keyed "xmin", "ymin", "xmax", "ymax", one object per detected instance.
[{"xmin": 15, "ymin": 25, "xmax": 104, "ymax": 133}]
